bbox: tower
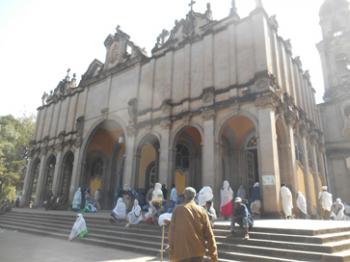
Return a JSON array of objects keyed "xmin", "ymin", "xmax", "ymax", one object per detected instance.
[{"xmin": 318, "ymin": 0, "xmax": 350, "ymax": 202}]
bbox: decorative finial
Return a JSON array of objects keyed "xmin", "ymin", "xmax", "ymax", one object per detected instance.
[
  {"xmin": 65, "ymin": 68, "xmax": 71, "ymax": 80},
  {"xmin": 189, "ymin": 0, "xmax": 196, "ymax": 13},
  {"xmin": 230, "ymin": 0, "xmax": 238, "ymax": 16},
  {"xmin": 115, "ymin": 25, "xmax": 120, "ymax": 33},
  {"xmin": 205, "ymin": 3, "xmax": 213, "ymax": 20},
  {"xmin": 255, "ymin": 0, "xmax": 263, "ymax": 8}
]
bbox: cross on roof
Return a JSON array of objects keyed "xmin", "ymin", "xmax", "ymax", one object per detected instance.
[{"xmin": 189, "ymin": 0, "xmax": 196, "ymax": 12}]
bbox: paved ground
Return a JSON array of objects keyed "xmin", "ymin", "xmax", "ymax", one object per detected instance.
[{"xmin": 0, "ymin": 228, "xmax": 161, "ymax": 262}]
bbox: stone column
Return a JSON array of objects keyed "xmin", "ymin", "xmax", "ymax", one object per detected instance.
[
  {"xmin": 202, "ymin": 109, "xmax": 216, "ymax": 187},
  {"xmin": 69, "ymin": 147, "xmax": 81, "ymax": 202},
  {"xmin": 301, "ymin": 133, "xmax": 313, "ymax": 216},
  {"xmin": 159, "ymin": 120, "xmax": 171, "ymax": 186},
  {"xmin": 34, "ymin": 153, "xmax": 47, "ymax": 207},
  {"xmin": 52, "ymin": 150, "xmax": 63, "ymax": 195},
  {"xmin": 285, "ymin": 113, "xmax": 298, "ymax": 193},
  {"xmin": 257, "ymin": 103, "xmax": 281, "ymax": 216},
  {"xmin": 123, "ymin": 126, "xmax": 136, "ymax": 189},
  {"xmin": 311, "ymin": 142, "xmax": 321, "ymax": 201},
  {"xmin": 21, "ymin": 158, "xmax": 33, "ymax": 206}
]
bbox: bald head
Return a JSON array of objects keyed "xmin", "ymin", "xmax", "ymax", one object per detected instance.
[{"xmin": 184, "ymin": 187, "xmax": 196, "ymax": 202}]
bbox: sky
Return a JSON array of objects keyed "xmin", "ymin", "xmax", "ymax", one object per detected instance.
[{"xmin": 0, "ymin": 0, "xmax": 325, "ymax": 118}]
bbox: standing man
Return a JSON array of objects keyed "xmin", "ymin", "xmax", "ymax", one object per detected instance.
[
  {"xmin": 280, "ymin": 184, "xmax": 293, "ymax": 219},
  {"xmin": 168, "ymin": 187, "xmax": 218, "ymax": 262},
  {"xmin": 319, "ymin": 186, "xmax": 333, "ymax": 219}
]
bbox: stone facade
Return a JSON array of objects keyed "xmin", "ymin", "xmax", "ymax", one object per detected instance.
[
  {"xmin": 318, "ymin": 0, "xmax": 350, "ymax": 203},
  {"xmin": 22, "ymin": 2, "xmax": 325, "ymax": 217}
]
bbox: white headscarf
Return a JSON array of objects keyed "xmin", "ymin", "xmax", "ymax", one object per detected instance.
[
  {"xmin": 152, "ymin": 182, "xmax": 163, "ymax": 202},
  {"xmin": 113, "ymin": 197, "xmax": 127, "ymax": 219},
  {"xmin": 127, "ymin": 199, "xmax": 142, "ymax": 224},
  {"xmin": 220, "ymin": 181, "xmax": 233, "ymax": 208},
  {"xmin": 198, "ymin": 186, "xmax": 214, "ymax": 207}
]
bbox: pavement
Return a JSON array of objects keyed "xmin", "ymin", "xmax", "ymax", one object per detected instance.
[{"xmin": 0, "ymin": 228, "xmax": 162, "ymax": 262}]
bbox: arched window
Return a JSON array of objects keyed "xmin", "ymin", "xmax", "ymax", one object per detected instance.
[
  {"xmin": 246, "ymin": 136, "xmax": 257, "ymax": 149},
  {"xmin": 176, "ymin": 144, "xmax": 190, "ymax": 170},
  {"xmin": 145, "ymin": 161, "xmax": 157, "ymax": 189}
]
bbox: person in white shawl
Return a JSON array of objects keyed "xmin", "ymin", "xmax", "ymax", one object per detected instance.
[
  {"xmin": 198, "ymin": 186, "xmax": 214, "ymax": 207},
  {"xmin": 319, "ymin": 186, "xmax": 333, "ymax": 219},
  {"xmin": 111, "ymin": 197, "xmax": 127, "ymax": 221},
  {"xmin": 331, "ymin": 198, "xmax": 347, "ymax": 220},
  {"xmin": 296, "ymin": 191, "xmax": 307, "ymax": 219},
  {"xmin": 280, "ymin": 184, "xmax": 293, "ymax": 219},
  {"xmin": 72, "ymin": 187, "xmax": 82, "ymax": 211},
  {"xmin": 152, "ymin": 183, "xmax": 164, "ymax": 204},
  {"xmin": 125, "ymin": 199, "xmax": 143, "ymax": 227},
  {"xmin": 69, "ymin": 213, "xmax": 88, "ymax": 240},
  {"xmin": 220, "ymin": 181, "xmax": 233, "ymax": 219}
]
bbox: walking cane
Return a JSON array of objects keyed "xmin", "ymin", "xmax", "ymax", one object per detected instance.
[{"xmin": 160, "ymin": 224, "xmax": 165, "ymax": 262}]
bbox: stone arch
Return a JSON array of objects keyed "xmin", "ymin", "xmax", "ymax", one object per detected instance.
[
  {"xmin": 58, "ymin": 150, "xmax": 74, "ymax": 207},
  {"xmin": 172, "ymin": 126, "xmax": 202, "ymax": 193},
  {"xmin": 81, "ymin": 119, "xmax": 126, "ymax": 209},
  {"xmin": 218, "ymin": 115, "xmax": 258, "ymax": 196},
  {"xmin": 134, "ymin": 133, "xmax": 160, "ymax": 198}
]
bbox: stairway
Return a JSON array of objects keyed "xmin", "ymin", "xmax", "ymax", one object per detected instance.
[{"xmin": 1, "ymin": 209, "xmax": 350, "ymax": 261}]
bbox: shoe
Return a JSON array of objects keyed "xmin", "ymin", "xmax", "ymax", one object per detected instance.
[{"xmin": 244, "ymin": 234, "xmax": 249, "ymax": 240}]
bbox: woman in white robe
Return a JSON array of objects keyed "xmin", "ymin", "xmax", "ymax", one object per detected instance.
[
  {"xmin": 280, "ymin": 184, "xmax": 293, "ymax": 218},
  {"xmin": 72, "ymin": 187, "xmax": 81, "ymax": 211},
  {"xmin": 126, "ymin": 199, "xmax": 143, "ymax": 227},
  {"xmin": 111, "ymin": 197, "xmax": 127, "ymax": 220},
  {"xmin": 331, "ymin": 198, "xmax": 346, "ymax": 220},
  {"xmin": 296, "ymin": 191, "xmax": 307, "ymax": 218},
  {"xmin": 220, "ymin": 181, "xmax": 233, "ymax": 218}
]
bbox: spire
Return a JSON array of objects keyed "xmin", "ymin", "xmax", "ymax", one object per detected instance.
[
  {"xmin": 189, "ymin": 0, "xmax": 196, "ymax": 13},
  {"xmin": 255, "ymin": 0, "xmax": 263, "ymax": 8},
  {"xmin": 230, "ymin": 0, "xmax": 238, "ymax": 16}
]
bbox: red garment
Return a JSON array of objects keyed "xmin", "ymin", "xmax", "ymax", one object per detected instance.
[{"xmin": 220, "ymin": 201, "xmax": 233, "ymax": 217}]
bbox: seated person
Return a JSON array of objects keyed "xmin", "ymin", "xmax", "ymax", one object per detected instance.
[
  {"xmin": 110, "ymin": 197, "xmax": 127, "ymax": 222},
  {"xmin": 205, "ymin": 200, "xmax": 217, "ymax": 226},
  {"xmin": 231, "ymin": 197, "xmax": 253, "ymax": 240}
]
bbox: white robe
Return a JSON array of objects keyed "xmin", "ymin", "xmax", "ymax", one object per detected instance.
[
  {"xmin": 220, "ymin": 181, "xmax": 233, "ymax": 208},
  {"xmin": 280, "ymin": 186, "xmax": 293, "ymax": 217},
  {"xmin": 296, "ymin": 192, "xmax": 307, "ymax": 215},
  {"xmin": 72, "ymin": 188, "xmax": 81, "ymax": 210},
  {"xmin": 198, "ymin": 186, "xmax": 214, "ymax": 207},
  {"xmin": 127, "ymin": 202, "xmax": 143, "ymax": 225},
  {"xmin": 112, "ymin": 198, "xmax": 127, "ymax": 219},
  {"xmin": 319, "ymin": 191, "xmax": 333, "ymax": 211},
  {"xmin": 152, "ymin": 183, "xmax": 163, "ymax": 203}
]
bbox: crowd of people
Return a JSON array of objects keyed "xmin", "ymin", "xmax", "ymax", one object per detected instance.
[{"xmin": 280, "ymin": 184, "xmax": 350, "ymax": 220}]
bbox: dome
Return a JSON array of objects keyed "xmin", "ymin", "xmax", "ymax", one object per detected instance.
[{"xmin": 319, "ymin": 0, "xmax": 349, "ymax": 18}]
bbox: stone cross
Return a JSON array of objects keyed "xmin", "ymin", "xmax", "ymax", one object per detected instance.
[{"xmin": 189, "ymin": 0, "xmax": 196, "ymax": 12}]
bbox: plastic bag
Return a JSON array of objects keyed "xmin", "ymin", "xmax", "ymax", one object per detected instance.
[
  {"xmin": 69, "ymin": 214, "xmax": 88, "ymax": 240},
  {"xmin": 158, "ymin": 213, "xmax": 172, "ymax": 226}
]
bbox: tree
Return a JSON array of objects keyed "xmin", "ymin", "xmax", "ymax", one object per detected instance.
[{"xmin": 0, "ymin": 115, "xmax": 35, "ymax": 201}]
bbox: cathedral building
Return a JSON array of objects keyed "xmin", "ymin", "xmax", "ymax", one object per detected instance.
[
  {"xmin": 22, "ymin": 1, "xmax": 326, "ymax": 217},
  {"xmin": 318, "ymin": 0, "xmax": 350, "ymax": 204}
]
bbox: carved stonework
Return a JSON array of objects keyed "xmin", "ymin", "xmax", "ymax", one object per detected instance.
[
  {"xmin": 160, "ymin": 118, "xmax": 172, "ymax": 129},
  {"xmin": 127, "ymin": 125, "xmax": 137, "ymax": 137},
  {"xmin": 255, "ymin": 95, "xmax": 278, "ymax": 109},
  {"xmin": 202, "ymin": 87, "xmax": 215, "ymax": 105},
  {"xmin": 76, "ymin": 116, "xmax": 84, "ymax": 138},
  {"xmin": 161, "ymin": 99, "xmax": 172, "ymax": 116},
  {"xmin": 201, "ymin": 108, "xmax": 215, "ymax": 121},
  {"xmin": 268, "ymin": 15, "xmax": 279, "ymax": 31}
]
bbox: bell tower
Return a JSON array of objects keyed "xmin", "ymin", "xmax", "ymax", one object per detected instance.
[{"xmin": 317, "ymin": 0, "xmax": 350, "ymax": 100}]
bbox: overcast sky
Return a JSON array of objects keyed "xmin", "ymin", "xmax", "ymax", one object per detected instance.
[{"xmin": 0, "ymin": 0, "xmax": 325, "ymax": 118}]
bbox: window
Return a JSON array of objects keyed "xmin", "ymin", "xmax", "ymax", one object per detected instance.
[{"xmin": 176, "ymin": 144, "xmax": 190, "ymax": 170}]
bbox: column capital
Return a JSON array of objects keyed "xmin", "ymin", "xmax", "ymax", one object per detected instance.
[
  {"xmin": 255, "ymin": 94, "xmax": 279, "ymax": 110},
  {"xmin": 201, "ymin": 107, "xmax": 215, "ymax": 121}
]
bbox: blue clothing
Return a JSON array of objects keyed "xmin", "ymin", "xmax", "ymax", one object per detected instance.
[
  {"xmin": 232, "ymin": 203, "xmax": 253, "ymax": 229},
  {"xmin": 170, "ymin": 187, "xmax": 177, "ymax": 202}
]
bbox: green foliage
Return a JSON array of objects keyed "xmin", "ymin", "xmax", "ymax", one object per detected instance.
[{"xmin": 0, "ymin": 115, "xmax": 35, "ymax": 200}]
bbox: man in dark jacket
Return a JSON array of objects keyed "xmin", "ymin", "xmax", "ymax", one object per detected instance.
[{"xmin": 231, "ymin": 197, "xmax": 253, "ymax": 240}]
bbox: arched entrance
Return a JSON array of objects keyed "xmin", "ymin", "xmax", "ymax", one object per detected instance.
[
  {"xmin": 82, "ymin": 120, "xmax": 125, "ymax": 209},
  {"xmin": 173, "ymin": 126, "xmax": 202, "ymax": 193},
  {"xmin": 135, "ymin": 134, "xmax": 160, "ymax": 196},
  {"xmin": 43, "ymin": 155, "xmax": 56, "ymax": 201},
  {"xmin": 28, "ymin": 158, "xmax": 40, "ymax": 205},
  {"xmin": 219, "ymin": 116, "xmax": 258, "ymax": 195},
  {"xmin": 58, "ymin": 151, "xmax": 74, "ymax": 206}
]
